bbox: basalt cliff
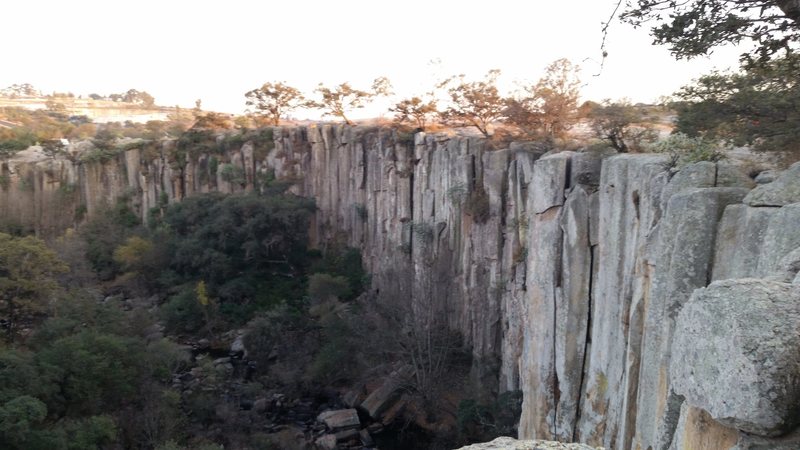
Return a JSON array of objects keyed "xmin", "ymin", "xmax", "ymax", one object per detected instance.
[{"xmin": 2, "ymin": 125, "xmax": 799, "ymax": 450}]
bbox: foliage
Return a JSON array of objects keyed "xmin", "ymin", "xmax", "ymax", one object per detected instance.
[
  {"xmin": 219, "ymin": 163, "xmax": 246, "ymax": 186},
  {"xmin": 244, "ymin": 82, "xmax": 306, "ymax": 126},
  {"xmin": 465, "ymin": 185, "xmax": 491, "ymax": 223},
  {"xmin": 457, "ymin": 390, "xmax": 522, "ymax": 442},
  {"xmin": 651, "ymin": 133, "xmax": 725, "ymax": 165},
  {"xmin": 673, "ymin": 54, "xmax": 800, "ymax": 152},
  {"xmin": 504, "ymin": 59, "xmax": 581, "ymax": 140},
  {"xmin": 390, "ymin": 95, "xmax": 438, "ymax": 130},
  {"xmin": 589, "ymin": 100, "xmax": 658, "ymax": 152},
  {"xmin": 153, "ymin": 193, "xmax": 316, "ymax": 322},
  {"xmin": 438, "ymin": 70, "xmax": 505, "ymax": 137},
  {"xmin": 308, "ymin": 273, "xmax": 352, "ymax": 302},
  {"xmin": 308, "ymin": 77, "xmax": 392, "ymax": 125},
  {"xmin": 161, "ymin": 288, "xmax": 207, "ymax": 334},
  {"xmin": 0, "ymin": 294, "xmax": 188, "ymax": 450},
  {"xmin": 620, "ymin": 0, "xmax": 800, "ymax": 65},
  {"xmin": 80, "ymin": 200, "xmax": 140, "ymax": 280},
  {"xmin": 0, "ymin": 233, "xmax": 68, "ymax": 340},
  {"xmin": 309, "ymin": 247, "xmax": 368, "ymax": 300}
]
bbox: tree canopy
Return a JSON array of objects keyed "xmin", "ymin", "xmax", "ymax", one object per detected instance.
[
  {"xmin": 438, "ymin": 70, "xmax": 505, "ymax": 137},
  {"xmin": 309, "ymin": 77, "xmax": 392, "ymax": 125},
  {"xmin": 0, "ymin": 233, "xmax": 68, "ymax": 340},
  {"xmin": 620, "ymin": 0, "xmax": 800, "ymax": 64},
  {"xmin": 244, "ymin": 82, "xmax": 305, "ymax": 126},
  {"xmin": 672, "ymin": 54, "xmax": 800, "ymax": 152}
]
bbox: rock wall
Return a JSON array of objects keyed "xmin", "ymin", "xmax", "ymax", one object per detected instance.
[{"xmin": 2, "ymin": 125, "xmax": 800, "ymax": 449}]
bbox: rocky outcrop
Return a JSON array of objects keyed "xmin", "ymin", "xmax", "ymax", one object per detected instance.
[
  {"xmin": 671, "ymin": 279, "xmax": 800, "ymax": 436},
  {"xmin": 457, "ymin": 436, "xmax": 603, "ymax": 449},
  {"xmin": 3, "ymin": 126, "xmax": 800, "ymax": 449}
]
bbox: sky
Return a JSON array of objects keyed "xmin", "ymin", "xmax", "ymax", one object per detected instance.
[{"xmin": 1, "ymin": 0, "xmax": 745, "ymax": 119}]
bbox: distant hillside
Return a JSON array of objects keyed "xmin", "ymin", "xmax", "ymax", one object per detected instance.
[{"xmin": 0, "ymin": 96, "xmax": 173, "ymax": 123}]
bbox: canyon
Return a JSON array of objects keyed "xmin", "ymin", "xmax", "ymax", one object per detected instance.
[{"xmin": 1, "ymin": 125, "xmax": 799, "ymax": 450}]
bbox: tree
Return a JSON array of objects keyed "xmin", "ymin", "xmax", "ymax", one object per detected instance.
[
  {"xmin": 672, "ymin": 54, "xmax": 800, "ymax": 152},
  {"xmin": 438, "ymin": 70, "xmax": 505, "ymax": 137},
  {"xmin": 619, "ymin": 0, "xmax": 800, "ymax": 64},
  {"xmin": 309, "ymin": 77, "xmax": 392, "ymax": 125},
  {"xmin": 0, "ymin": 233, "xmax": 68, "ymax": 340},
  {"xmin": 589, "ymin": 100, "xmax": 658, "ymax": 152},
  {"xmin": 120, "ymin": 89, "xmax": 155, "ymax": 108},
  {"xmin": 389, "ymin": 96, "xmax": 438, "ymax": 130},
  {"xmin": 244, "ymin": 82, "xmax": 305, "ymax": 126},
  {"xmin": 0, "ymin": 84, "xmax": 39, "ymax": 98},
  {"xmin": 505, "ymin": 59, "xmax": 581, "ymax": 140}
]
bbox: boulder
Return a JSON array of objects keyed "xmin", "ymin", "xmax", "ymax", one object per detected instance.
[
  {"xmin": 671, "ymin": 279, "xmax": 800, "ymax": 436},
  {"xmin": 767, "ymin": 246, "xmax": 800, "ymax": 283},
  {"xmin": 316, "ymin": 409, "xmax": 360, "ymax": 431},
  {"xmin": 456, "ymin": 436, "xmax": 602, "ymax": 449},
  {"xmin": 743, "ymin": 161, "xmax": 800, "ymax": 206},
  {"xmin": 314, "ymin": 434, "xmax": 337, "ymax": 450},
  {"xmin": 754, "ymin": 169, "xmax": 778, "ymax": 184},
  {"xmin": 360, "ymin": 367, "xmax": 411, "ymax": 419}
]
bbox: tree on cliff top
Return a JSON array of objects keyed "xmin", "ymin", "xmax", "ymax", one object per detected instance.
[
  {"xmin": 672, "ymin": 54, "xmax": 800, "ymax": 152},
  {"xmin": 244, "ymin": 82, "xmax": 306, "ymax": 126},
  {"xmin": 437, "ymin": 70, "xmax": 505, "ymax": 137},
  {"xmin": 308, "ymin": 77, "xmax": 392, "ymax": 125},
  {"xmin": 619, "ymin": 0, "xmax": 800, "ymax": 65},
  {"xmin": 389, "ymin": 95, "xmax": 438, "ymax": 130},
  {"xmin": 504, "ymin": 59, "xmax": 581, "ymax": 140}
]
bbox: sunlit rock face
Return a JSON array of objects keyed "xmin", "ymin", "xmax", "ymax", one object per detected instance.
[{"xmin": 3, "ymin": 125, "xmax": 800, "ymax": 449}]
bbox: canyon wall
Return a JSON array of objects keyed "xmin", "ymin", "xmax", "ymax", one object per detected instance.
[{"xmin": 2, "ymin": 125, "xmax": 799, "ymax": 449}]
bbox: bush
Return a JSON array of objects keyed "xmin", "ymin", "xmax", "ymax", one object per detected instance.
[
  {"xmin": 308, "ymin": 273, "xmax": 352, "ymax": 302},
  {"xmin": 650, "ymin": 133, "xmax": 725, "ymax": 166},
  {"xmin": 220, "ymin": 163, "xmax": 246, "ymax": 186},
  {"xmin": 465, "ymin": 185, "xmax": 491, "ymax": 223},
  {"xmin": 161, "ymin": 288, "xmax": 206, "ymax": 334}
]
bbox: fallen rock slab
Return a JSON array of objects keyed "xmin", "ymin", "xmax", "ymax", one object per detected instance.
[{"xmin": 316, "ymin": 408, "xmax": 360, "ymax": 430}]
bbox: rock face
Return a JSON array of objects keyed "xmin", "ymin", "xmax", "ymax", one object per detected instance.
[
  {"xmin": 3, "ymin": 126, "xmax": 800, "ymax": 449},
  {"xmin": 456, "ymin": 436, "xmax": 603, "ymax": 449},
  {"xmin": 671, "ymin": 279, "xmax": 800, "ymax": 436}
]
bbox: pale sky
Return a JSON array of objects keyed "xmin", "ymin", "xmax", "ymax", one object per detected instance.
[{"xmin": 2, "ymin": 0, "xmax": 744, "ymax": 119}]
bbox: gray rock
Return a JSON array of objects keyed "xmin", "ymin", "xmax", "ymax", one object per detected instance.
[
  {"xmin": 314, "ymin": 434, "xmax": 337, "ymax": 450},
  {"xmin": 744, "ymin": 161, "xmax": 800, "ymax": 206},
  {"xmin": 456, "ymin": 436, "xmax": 603, "ymax": 449},
  {"xmin": 531, "ymin": 152, "xmax": 572, "ymax": 214},
  {"xmin": 359, "ymin": 429, "xmax": 374, "ymax": 446},
  {"xmin": 360, "ymin": 370, "xmax": 408, "ymax": 420},
  {"xmin": 316, "ymin": 409, "xmax": 360, "ymax": 430},
  {"xmin": 671, "ymin": 279, "xmax": 800, "ymax": 436},
  {"xmin": 230, "ymin": 334, "xmax": 245, "ymax": 353},
  {"xmin": 253, "ymin": 397, "xmax": 268, "ymax": 413},
  {"xmin": 768, "ymin": 246, "xmax": 800, "ymax": 282},
  {"xmin": 715, "ymin": 163, "xmax": 756, "ymax": 189},
  {"xmin": 754, "ymin": 169, "xmax": 778, "ymax": 184}
]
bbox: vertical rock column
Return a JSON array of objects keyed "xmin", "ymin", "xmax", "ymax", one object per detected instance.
[{"xmin": 519, "ymin": 152, "xmax": 600, "ymax": 442}]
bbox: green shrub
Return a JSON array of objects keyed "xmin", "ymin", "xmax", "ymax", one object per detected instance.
[
  {"xmin": 650, "ymin": 133, "xmax": 725, "ymax": 166},
  {"xmin": 219, "ymin": 163, "xmax": 245, "ymax": 186},
  {"xmin": 308, "ymin": 273, "xmax": 352, "ymax": 301},
  {"xmin": 160, "ymin": 288, "xmax": 206, "ymax": 334}
]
